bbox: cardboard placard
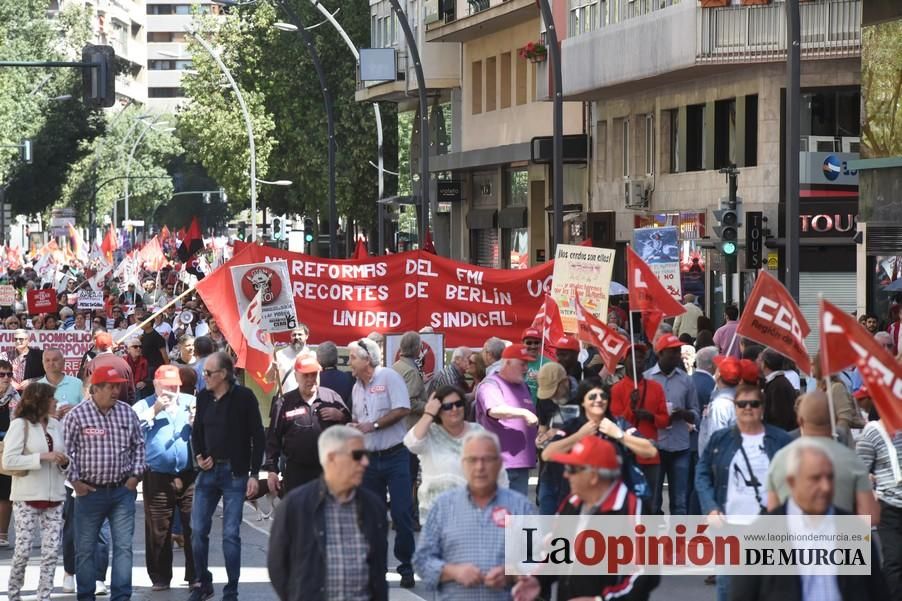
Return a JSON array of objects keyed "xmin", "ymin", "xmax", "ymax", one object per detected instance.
[
  {"xmin": 77, "ymin": 290, "xmax": 105, "ymax": 310},
  {"xmin": 0, "ymin": 284, "xmax": 16, "ymax": 306},
  {"xmin": 27, "ymin": 289, "xmax": 58, "ymax": 314}
]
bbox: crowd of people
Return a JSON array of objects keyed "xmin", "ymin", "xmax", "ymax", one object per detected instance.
[{"xmin": 0, "ymin": 265, "xmax": 900, "ymax": 601}]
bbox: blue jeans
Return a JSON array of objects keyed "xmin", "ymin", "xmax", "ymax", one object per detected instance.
[
  {"xmin": 361, "ymin": 446, "xmax": 414, "ymax": 577},
  {"xmin": 191, "ymin": 463, "xmax": 247, "ymax": 599},
  {"xmin": 64, "ymin": 488, "xmax": 110, "ymax": 578},
  {"xmin": 654, "ymin": 449, "xmax": 690, "ymax": 515},
  {"xmin": 73, "ymin": 486, "xmax": 136, "ymax": 601},
  {"xmin": 538, "ymin": 465, "xmax": 564, "ymax": 515},
  {"xmin": 716, "ymin": 574, "xmax": 730, "ymax": 601},
  {"xmin": 507, "ymin": 468, "xmax": 531, "ymax": 498}
]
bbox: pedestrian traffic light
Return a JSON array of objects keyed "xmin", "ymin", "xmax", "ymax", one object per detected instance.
[
  {"xmin": 713, "ymin": 196, "xmax": 741, "ymax": 256},
  {"xmin": 303, "ymin": 218, "xmax": 314, "ymax": 243},
  {"xmin": 81, "ymin": 44, "xmax": 116, "ymax": 108}
]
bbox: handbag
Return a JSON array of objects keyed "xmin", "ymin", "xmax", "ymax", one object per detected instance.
[{"xmin": 0, "ymin": 418, "xmax": 29, "ymax": 478}]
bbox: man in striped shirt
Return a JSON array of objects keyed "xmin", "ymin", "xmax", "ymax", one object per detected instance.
[{"xmin": 64, "ymin": 366, "xmax": 146, "ymax": 601}]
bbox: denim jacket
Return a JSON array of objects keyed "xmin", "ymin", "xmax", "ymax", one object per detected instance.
[{"xmin": 695, "ymin": 424, "xmax": 793, "ymax": 515}]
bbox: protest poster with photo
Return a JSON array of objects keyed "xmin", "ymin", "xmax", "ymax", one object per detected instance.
[
  {"xmin": 77, "ymin": 290, "xmax": 105, "ymax": 310},
  {"xmin": 0, "ymin": 285, "xmax": 16, "ymax": 306},
  {"xmin": 550, "ymin": 244, "xmax": 615, "ymax": 333},
  {"xmin": 634, "ymin": 226, "xmax": 683, "ymax": 301},
  {"xmin": 0, "ymin": 330, "xmax": 93, "ymax": 375},
  {"xmin": 229, "ymin": 260, "xmax": 298, "ymax": 333},
  {"xmin": 384, "ymin": 332, "xmax": 445, "ymax": 383}
]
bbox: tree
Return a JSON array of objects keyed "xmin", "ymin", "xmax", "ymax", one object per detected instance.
[{"xmin": 862, "ymin": 20, "xmax": 902, "ymax": 158}]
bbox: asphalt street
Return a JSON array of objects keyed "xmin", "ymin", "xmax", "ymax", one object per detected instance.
[{"xmin": 0, "ymin": 479, "xmax": 712, "ymax": 601}]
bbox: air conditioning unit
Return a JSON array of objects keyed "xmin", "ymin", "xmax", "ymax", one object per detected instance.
[
  {"xmin": 841, "ymin": 137, "xmax": 860, "ymax": 154},
  {"xmin": 624, "ymin": 179, "xmax": 649, "ymax": 209}
]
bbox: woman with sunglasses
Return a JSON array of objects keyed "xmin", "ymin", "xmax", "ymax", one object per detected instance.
[
  {"xmin": 695, "ymin": 383, "xmax": 792, "ymax": 601},
  {"xmin": 0, "ymin": 359, "xmax": 21, "ymax": 546},
  {"xmin": 541, "ymin": 378, "xmax": 658, "ymax": 506},
  {"xmin": 404, "ymin": 385, "xmax": 506, "ymax": 518}
]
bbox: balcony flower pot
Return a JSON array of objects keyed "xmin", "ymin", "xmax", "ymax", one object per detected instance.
[{"xmin": 519, "ymin": 41, "xmax": 547, "ymax": 64}]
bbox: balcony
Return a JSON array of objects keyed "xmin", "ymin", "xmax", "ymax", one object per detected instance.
[
  {"xmin": 426, "ymin": 0, "xmax": 537, "ymax": 43},
  {"xmin": 559, "ymin": 0, "xmax": 861, "ymax": 100},
  {"xmin": 697, "ymin": 0, "xmax": 861, "ymax": 63}
]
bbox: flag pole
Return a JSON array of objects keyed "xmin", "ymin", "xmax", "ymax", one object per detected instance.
[
  {"xmin": 539, "ymin": 298, "xmax": 547, "ymax": 370},
  {"xmin": 818, "ymin": 295, "xmax": 838, "ymax": 439},
  {"xmin": 725, "ymin": 330, "xmax": 739, "ymax": 357},
  {"xmin": 628, "ymin": 310, "xmax": 638, "ymax": 391},
  {"xmin": 115, "ymin": 284, "xmax": 195, "ymax": 345}
]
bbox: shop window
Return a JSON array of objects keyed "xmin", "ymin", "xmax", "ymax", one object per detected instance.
[
  {"xmin": 504, "ymin": 168, "xmax": 528, "ymax": 206},
  {"xmin": 505, "ymin": 229, "xmax": 529, "ymax": 269}
]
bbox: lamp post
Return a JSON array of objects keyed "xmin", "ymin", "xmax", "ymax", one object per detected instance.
[
  {"xmin": 784, "ymin": 0, "xmax": 801, "ymax": 301},
  {"xmin": 535, "ymin": 0, "xmax": 563, "ymax": 254},
  {"xmin": 273, "ymin": 3, "xmax": 336, "ymax": 258},
  {"xmin": 184, "ymin": 26, "xmax": 261, "ymax": 242},
  {"xmin": 123, "ymin": 116, "xmax": 174, "ymax": 226}
]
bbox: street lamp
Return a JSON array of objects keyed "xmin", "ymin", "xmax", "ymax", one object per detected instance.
[
  {"xmin": 123, "ymin": 117, "xmax": 173, "ymax": 226},
  {"xmin": 257, "ymin": 178, "xmax": 292, "ymax": 186}
]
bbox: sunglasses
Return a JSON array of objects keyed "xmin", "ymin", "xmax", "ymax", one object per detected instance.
[
  {"xmin": 587, "ymin": 392, "xmax": 606, "ymax": 402},
  {"xmin": 128, "ymin": 345, "xmax": 141, "ymax": 349},
  {"xmin": 0, "ymin": 372, "xmax": 12, "ymax": 377},
  {"xmin": 564, "ymin": 465, "xmax": 591, "ymax": 475},
  {"xmin": 350, "ymin": 449, "xmax": 370, "ymax": 462},
  {"xmin": 441, "ymin": 400, "xmax": 465, "ymax": 411},
  {"xmin": 14, "ymin": 337, "xmax": 28, "ymax": 342},
  {"xmin": 735, "ymin": 400, "xmax": 762, "ymax": 409}
]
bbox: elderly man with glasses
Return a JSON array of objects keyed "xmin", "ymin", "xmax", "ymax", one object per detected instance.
[
  {"xmin": 190, "ymin": 352, "xmax": 265, "ymax": 601},
  {"xmin": 347, "ymin": 337, "xmax": 417, "ymax": 589}
]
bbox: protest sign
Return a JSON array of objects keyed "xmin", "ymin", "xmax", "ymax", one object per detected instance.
[
  {"xmin": 0, "ymin": 329, "xmax": 92, "ymax": 375},
  {"xmin": 385, "ymin": 332, "xmax": 445, "ymax": 383},
  {"xmin": 634, "ymin": 227, "xmax": 682, "ymax": 301},
  {"xmin": 77, "ymin": 290, "xmax": 105, "ymax": 310},
  {"xmin": 550, "ymin": 244, "xmax": 615, "ymax": 333},
  {"xmin": 27, "ymin": 289, "xmax": 58, "ymax": 314},
  {"xmin": 230, "ymin": 260, "xmax": 298, "ymax": 333},
  {"xmin": 0, "ymin": 285, "xmax": 15, "ymax": 306}
]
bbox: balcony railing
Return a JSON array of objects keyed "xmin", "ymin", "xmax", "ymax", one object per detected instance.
[{"xmin": 696, "ymin": 0, "xmax": 860, "ymax": 63}]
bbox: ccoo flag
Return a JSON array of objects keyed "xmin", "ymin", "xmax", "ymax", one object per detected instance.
[
  {"xmin": 626, "ymin": 246, "xmax": 685, "ymax": 341},
  {"xmin": 574, "ymin": 292, "xmax": 629, "ymax": 374}
]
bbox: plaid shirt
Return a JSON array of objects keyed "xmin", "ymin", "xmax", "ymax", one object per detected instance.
[
  {"xmin": 324, "ymin": 490, "xmax": 370, "ymax": 601},
  {"xmin": 64, "ymin": 399, "xmax": 146, "ymax": 486}
]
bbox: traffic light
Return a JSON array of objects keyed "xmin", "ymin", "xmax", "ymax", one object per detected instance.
[
  {"xmin": 236, "ymin": 222, "xmax": 246, "ymax": 241},
  {"xmin": 20, "ymin": 139, "xmax": 32, "ymax": 164},
  {"xmin": 271, "ymin": 215, "xmax": 288, "ymax": 241},
  {"xmin": 303, "ymin": 218, "xmax": 314, "ymax": 243},
  {"xmin": 81, "ymin": 45, "xmax": 116, "ymax": 108},
  {"xmin": 713, "ymin": 196, "xmax": 741, "ymax": 256}
]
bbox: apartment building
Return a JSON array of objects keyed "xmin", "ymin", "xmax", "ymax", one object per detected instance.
[
  {"xmin": 145, "ymin": 1, "xmax": 219, "ymax": 110},
  {"xmin": 556, "ymin": 0, "xmax": 861, "ymax": 333},
  {"xmin": 51, "ymin": 0, "xmax": 149, "ymax": 104}
]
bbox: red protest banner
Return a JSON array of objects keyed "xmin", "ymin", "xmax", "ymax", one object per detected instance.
[
  {"xmin": 820, "ymin": 299, "xmax": 902, "ymax": 434},
  {"xmin": 197, "ymin": 245, "xmax": 555, "ymax": 353},
  {"xmin": 574, "ymin": 293, "xmax": 628, "ymax": 374},
  {"xmin": 0, "ymin": 330, "xmax": 92, "ymax": 375},
  {"xmin": 27, "ymin": 289, "xmax": 58, "ymax": 314},
  {"xmin": 735, "ymin": 271, "xmax": 811, "ymax": 375}
]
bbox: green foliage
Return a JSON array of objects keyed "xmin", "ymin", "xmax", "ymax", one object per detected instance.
[{"xmin": 862, "ymin": 20, "xmax": 902, "ymax": 158}]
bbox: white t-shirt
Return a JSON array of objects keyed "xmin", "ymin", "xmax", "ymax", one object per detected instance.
[
  {"xmin": 725, "ymin": 431, "xmax": 768, "ymax": 524},
  {"xmin": 274, "ymin": 345, "xmax": 302, "ymax": 394}
]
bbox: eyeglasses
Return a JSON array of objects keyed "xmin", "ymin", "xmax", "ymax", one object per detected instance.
[
  {"xmin": 564, "ymin": 465, "xmax": 592, "ymax": 475},
  {"xmin": 441, "ymin": 400, "xmax": 465, "ymax": 411},
  {"xmin": 0, "ymin": 372, "xmax": 12, "ymax": 377},
  {"xmin": 14, "ymin": 337, "xmax": 28, "ymax": 342},
  {"xmin": 203, "ymin": 368, "xmax": 223, "ymax": 378},
  {"xmin": 350, "ymin": 449, "xmax": 370, "ymax": 462},
  {"xmin": 735, "ymin": 400, "xmax": 762, "ymax": 409},
  {"xmin": 462, "ymin": 455, "xmax": 500, "ymax": 465}
]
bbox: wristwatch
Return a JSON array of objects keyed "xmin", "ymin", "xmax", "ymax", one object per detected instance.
[{"xmin": 373, "ymin": 421, "xmax": 380, "ymax": 431}]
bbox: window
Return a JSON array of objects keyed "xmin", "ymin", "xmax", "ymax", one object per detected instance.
[
  {"xmin": 714, "ymin": 98, "xmax": 736, "ymax": 169},
  {"xmin": 515, "ymin": 52, "xmax": 527, "ymax": 106},
  {"xmin": 686, "ymin": 104, "xmax": 705, "ymax": 172},
  {"xmin": 745, "ymin": 94, "xmax": 758, "ymax": 167},
  {"xmin": 644, "ymin": 114, "xmax": 655, "ymax": 176},
  {"xmin": 485, "ymin": 56, "xmax": 497, "ymax": 112},
  {"xmin": 622, "ymin": 118, "xmax": 630, "ymax": 178},
  {"xmin": 148, "ymin": 60, "xmax": 193, "ymax": 71},
  {"xmin": 148, "ymin": 87, "xmax": 184, "ymax": 98},
  {"xmin": 504, "ymin": 168, "xmax": 528, "ymax": 207},
  {"xmin": 472, "ymin": 60, "xmax": 482, "ymax": 115},
  {"xmin": 370, "ymin": 3, "xmax": 397, "ymax": 48},
  {"xmin": 668, "ymin": 108, "xmax": 680, "ymax": 173},
  {"xmin": 500, "ymin": 52, "xmax": 511, "ymax": 109},
  {"xmin": 569, "ymin": 0, "xmax": 599, "ymax": 36},
  {"xmin": 148, "ymin": 32, "xmax": 172, "ymax": 42}
]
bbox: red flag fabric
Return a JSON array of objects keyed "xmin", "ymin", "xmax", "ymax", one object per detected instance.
[
  {"xmin": 352, "ymin": 238, "xmax": 369, "ymax": 260},
  {"xmin": 423, "ymin": 229, "xmax": 436, "ymax": 254},
  {"xmin": 100, "ymin": 226, "xmax": 118, "ymax": 262},
  {"xmin": 139, "ymin": 236, "xmax": 167, "ymax": 272},
  {"xmin": 160, "ymin": 225, "xmax": 171, "ymax": 241},
  {"xmin": 195, "ymin": 244, "xmax": 274, "ymax": 393},
  {"xmin": 530, "ymin": 294, "xmax": 565, "ymax": 359},
  {"xmin": 626, "ymin": 246, "xmax": 686, "ymax": 317},
  {"xmin": 820, "ymin": 299, "xmax": 902, "ymax": 434},
  {"xmin": 641, "ymin": 310, "xmax": 665, "ymax": 345},
  {"xmin": 574, "ymin": 293, "xmax": 628, "ymax": 374},
  {"xmin": 177, "ymin": 217, "xmax": 204, "ymax": 262},
  {"xmin": 736, "ymin": 271, "xmax": 811, "ymax": 375}
]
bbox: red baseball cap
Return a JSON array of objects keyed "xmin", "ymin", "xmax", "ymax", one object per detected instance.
[
  {"xmin": 551, "ymin": 436, "xmax": 621, "ymax": 473},
  {"xmin": 154, "ymin": 365, "xmax": 182, "ymax": 386},
  {"xmin": 555, "ymin": 335, "xmax": 580, "ymax": 352},
  {"xmin": 94, "ymin": 332, "xmax": 113, "ymax": 350},
  {"xmin": 713, "ymin": 355, "xmax": 742, "ymax": 386},
  {"xmin": 739, "ymin": 359, "xmax": 760, "ymax": 385},
  {"xmin": 294, "ymin": 353, "xmax": 322, "ymax": 374},
  {"xmin": 521, "ymin": 328, "xmax": 541, "ymax": 341},
  {"xmin": 654, "ymin": 334, "xmax": 683, "ymax": 354},
  {"xmin": 853, "ymin": 386, "xmax": 870, "ymax": 401},
  {"xmin": 91, "ymin": 366, "xmax": 127, "ymax": 385},
  {"xmin": 501, "ymin": 344, "xmax": 533, "ymax": 362}
]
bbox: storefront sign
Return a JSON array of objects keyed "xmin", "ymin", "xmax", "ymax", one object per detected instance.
[
  {"xmin": 799, "ymin": 199, "xmax": 858, "ymax": 238},
  {"xmin": 746, "ymin": 212, "xmax": 764, "ymax": 269},
  {"xmin": 437, "ymin": 180, "xmax": 462, "ymax": 202},
  {"xmin": 800, "ymin": 152, "xmax": 859, "ymax": 186}
]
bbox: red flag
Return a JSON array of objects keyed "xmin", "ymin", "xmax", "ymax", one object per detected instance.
[
  {"xmin": 423, "ymin": 229, "xmax": 436, "ymax": 254},
  {"xmin": 820, "ymin": 299, "xmax": 902, "ymax": 434},
  {"xmin": 641, "ymin": 310, "xmax": 665, "ymax": 345},
  {"xmin": 195, "ymin": 244, "xmax": 275, "ymax": 394},
  {"xmin": 574, "ymin": 293, "xmax": 628, "ymax": 373},
  {"xmin": 530, "ymin": 294, "xmax": 565, "ymax": 359},
  {"xmin": 736, "ymin": 271, "xmax": 811, "ymax": 375},
  {"xmin": 352, "ymin": 237, "xmax": 368, "ymax": 260},
  {"xmin": 100, "ymin": 226, "xmax": 118, "ymax": 262},
  {"xmin": 177, "ymin": 217, "xmax": 204, "ymax": 262},
  {"xmin": 160, "ymin": 225, "xmax": 171, "ymax": 241},
  {"xmin": 626, "ymin": 246, "xmax": 685, "ymax": 316},
  {"xmin": 139, "ymin": 236, "xmax": 167, "ymax": 272}
]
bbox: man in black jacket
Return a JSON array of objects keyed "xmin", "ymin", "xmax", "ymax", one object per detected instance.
[
  {"xmin": 268, "ymin": 425, "xmax": 388, "ymax": 601},
  {"xmin": 730, "ymin": 440, "xmax": 888, "ymax": 601},
  {"xmin": 264, "ymin": 351, "xmax": 350, "ymax": 495},
  {"xmin": 758, "ymin": 348, "xmax": 799, "ymax": 431},
  {"xmin": 190, "ymin": 352, "xmax": 265, "ymax": 601}
]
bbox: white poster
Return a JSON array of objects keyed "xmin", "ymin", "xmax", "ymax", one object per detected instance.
[
  {"xmin": 550, "ymin": 244, "xmax": 615, "ymax": 333},
  {"xmin": 229, "ymin": 260, "xmax": 298, "ymax": 333},
  {"xmin": 77, "ymin": 290, "xmax": 104, "ymax": 310}
]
